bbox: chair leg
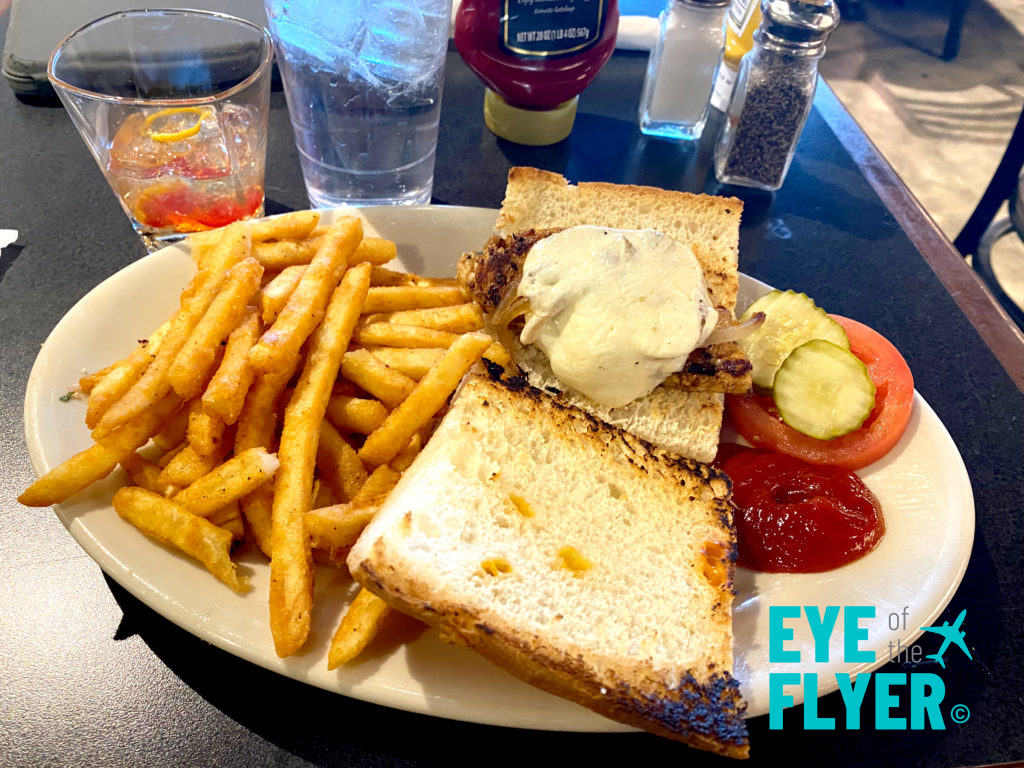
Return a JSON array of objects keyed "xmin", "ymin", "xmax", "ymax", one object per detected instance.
[
  {"xmin": 943, "ymin": 0, "xmax": 971, "ymax": 60},
  {"xmin": 974, "ymin": 218, "xmax": 1024, "ymax": 329},
  {"xmin": 954, "ymin": 104, "xmax": 1024, "ymax": 257}
]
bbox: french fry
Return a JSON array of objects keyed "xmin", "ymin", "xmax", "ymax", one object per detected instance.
[
  {"xmin": 240, "ymin": 485, "xmax": 274, "ymax": 558},
  {"xmin": 360, "ymin": 285, "xmax": 467, "ymax": 314},
  {"xmin": 316, "ymin": 420, "xmax": 368, "ymax": 503},
  {"xmin": 189, "ymin": 211, "xmax": 320, "ymax": 252},
  {"xmin": 187, "ymin": 238, "xmax": 217, "ymax": 270},
  {"xmin": 362, "ymin": 302, "xmax": 484, "ymax": 333},
  {"xmin": 249, "ymin": 217, "xmax": 363, "ymax": 376},
  {"xmin": 187, "ymin": 227, "xmax": 228, "ymax": 252},
  {"xmin": 156, "ymin": 438, "xmax": 187, "ymax": 468},
  {"xmin": 201, "ymin": 307, "xmax": 261, "ymax": 425},
  {"xmin": 353, "ymin": 323, "xmax": 459, "ymax": 349},
  {"xmin": 250, "ymin": 227, "xmax": 329, "ymax": 270},
  {"xmin": 340, "ymin": 349, "xmax": 416, "ymax": 409},
  {"xmin": 78, "ymin": 362, "xmax": 116, "ymax": 394},
  {"xmin": 351, "ymin": 464, "xmax": 401, "ymax": 503},
  {"xmin": 152, "ymin": 404, "xmax": 189, "ymax": 451},
  {"xmin": 208, "ymin": 501, "xmax": 246, "ymax": 542},
  {"xmin": 270, "ymin": 262, "xmax": 371, "ymax": 657},
  {"xmin": 366, "ymin": 347, "xmax": 444, "ymax": 380},
  {"xmin": 369, "ymin": 266, "xmax": 459, "ymax": 287},
  {"xmin": 112, "ymin": 487, "xmax": 246, "ymax": 592},
  {"xmin": 369, "ymin": 266, "xmax": 418, "ymax": 287},
  {"xmin": 157, "ymin": 432, "xmax": 233, "ymax": 488},
  {"xmin": 181, "ymin": 222, "xmax": 254, "ymax": 303},
  {"xmin": 168, "ymin": 256, "xmax": 264, "ymax": 399},
  {"xmin": 306, "ymin": 497, "xmax": 382, "ymax": 563},
  {"xmin": 253, "ymin": 238, "xmax": 321, "ymax": 270},
  {"xmin": 358, "ymin": 332, "xmax": 492, "ymax": 466},
  {"xmin": 19, "ymin": 393, "xmax": 181, "ymax": 507},
  {"xmin": 258, "ymin": 265, "xmax": 305, "ymax": 324},
  {"xmin": 388, "ymin": 431, "xmax": 423, "ymax": 472},
  {"xmin": 231, "ymin": 366, "xmax": 291, "ymax": 561},
  {"xmin": 353, "ymin": 237, "xmax": 397, "ymax": 266},
  {"xmin": 250, "ymin": 210, "xmax": 320, "ymax": 242},
  {"xmin": 235, "ymin": 368, "xmax": 290, "ymax": 455},
  {"xmin": 187, "ymin": 398, "xmax": 227, "ymax": 457},
  {"xmin": 84, "ymin": 318, "xmax": 172, "ymax": 429},
  {"xmin": 95, "ymin": 223, "xmax": 251, "ymax": 437},
  {"xmin": 119, "ymin": 452, "xmax": 166, "ymax": 494},
  {"xmin": 22, "ymin": 206, "xmax": 507, "ymax": 672},
  {"xmin": 482, "ymin": 340, "xmax": 512, "ymax": 368},
  {"xmin": 325, "ymin": 395, "xmax": 389, "ymax": 435},
  {"xmin": 172, "ymin": 447, "xmax": 280, "ymax": 518},
  {"xmin": 327, "ymin": 588, "xmax": 392, "ymax": 669}
]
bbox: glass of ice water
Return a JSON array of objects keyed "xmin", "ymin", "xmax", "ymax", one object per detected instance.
[
  {"xmin": 264, "ymin": 0, "xmax": 452, "ymax": 208},
  {"xmin": 48, "ymin": 10, "xmax": 273, "ymax": 252}
]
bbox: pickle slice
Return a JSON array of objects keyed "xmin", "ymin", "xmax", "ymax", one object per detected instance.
[
  {"xmin": 772, "ymin": 339, "xmax": 876, "ymax": 440},
  {"xmin": 739, "ymin": 290, "xmax": 850, "ymax": 390}
]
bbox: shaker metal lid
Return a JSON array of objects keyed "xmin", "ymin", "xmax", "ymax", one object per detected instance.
[
  {"xmin": 761, "ymin": 0, "xmax": 840, "ymax": 46},
  {"xmin": 677, "ymin": 0, "xmax": 732, "ymax": 7}
]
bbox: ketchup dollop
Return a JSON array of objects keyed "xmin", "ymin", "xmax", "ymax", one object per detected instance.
[{"xmin": 716, "ymin": 444, "xmax": 885, "ymax": 573}]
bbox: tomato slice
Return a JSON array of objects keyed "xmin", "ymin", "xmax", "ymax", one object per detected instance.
[{"xmin": 726, "ymin": 315, "xmax": 914, "ymax": 470}]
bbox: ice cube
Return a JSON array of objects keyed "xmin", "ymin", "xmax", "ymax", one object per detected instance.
[{"xmin": 108, "ymin": 108, "xmax": 232, "ymax": 180}]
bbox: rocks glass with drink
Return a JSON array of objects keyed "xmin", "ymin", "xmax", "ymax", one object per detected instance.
[
  {"xmin": 263, "ymin": 0, "xmax": 451, "ymax": 207},
  {"xmin": 48, "ymin": 10, "xmax": 273, "ymax": 251}
]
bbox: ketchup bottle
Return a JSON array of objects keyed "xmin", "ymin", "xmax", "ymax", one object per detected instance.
[{"xmin": 454, "ymin": 0, "xmax": 619, "ymax": 145}]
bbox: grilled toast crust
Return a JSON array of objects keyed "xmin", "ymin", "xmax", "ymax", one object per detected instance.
[
  {"xmin": 358, "ymin": 554, "xmax": 749, "ymax": 758},
  {"xmin": 349, "ymin": 372, "xmax": 749, "ymax": 758}
]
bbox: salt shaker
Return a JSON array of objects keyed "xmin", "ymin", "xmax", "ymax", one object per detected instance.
[
  {"xmin": 714, "ymin": 0, "xmax": 840, "ymax": 190},
  {"xmin": 638, "ymin": 0, "xmax": 731, "ymax": 140}
]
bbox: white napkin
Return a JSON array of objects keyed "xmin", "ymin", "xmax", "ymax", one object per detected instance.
[
  {"xmin": 0, "ymin": 229, "xmax": 17, "ymax": 257},
  {"xmin": 616, "ymin": 15, "xmax": 659, "ymax": 51}
]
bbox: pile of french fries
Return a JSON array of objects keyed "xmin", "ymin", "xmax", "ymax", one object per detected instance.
[{"xmin": 19, "ymin": 210, "xmax": 507, "ymax": 665}]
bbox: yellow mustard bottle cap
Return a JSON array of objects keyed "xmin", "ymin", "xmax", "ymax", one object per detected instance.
[{"xmin": 483, "ymin": 88, "xmax": 579, "ymax": 146}]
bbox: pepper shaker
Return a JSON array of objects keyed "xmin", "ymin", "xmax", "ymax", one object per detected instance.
[
  {"xmin": 639, "ymin": 0, "xmax": 731, "ymax": 140},
  {"xmin": 714, "ymin": 0, "xmax": 840, "ymax": 190}
]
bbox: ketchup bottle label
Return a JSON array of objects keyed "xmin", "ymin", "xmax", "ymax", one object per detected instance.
[{"xmin": 501, "ymin": 0, "xmax": 608, "ymax": 57}]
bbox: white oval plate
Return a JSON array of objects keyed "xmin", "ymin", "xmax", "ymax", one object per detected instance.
[{"xmin": 24, "ymin": 206, "xmax": 974, "ymax": 727}]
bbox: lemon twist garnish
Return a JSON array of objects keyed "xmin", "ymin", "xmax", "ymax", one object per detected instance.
[{"xmin": 143, "ymin": 106, "xmax": 214, "ymax": 143}]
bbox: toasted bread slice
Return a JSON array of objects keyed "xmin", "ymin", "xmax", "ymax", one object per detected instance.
[
  {"xmin": 511, "ymin": 341, "xmax": 727, "ymax": 462},
  {"xmin": 348, "ymin": 372, "xmax": 749, "ymax": 758}
]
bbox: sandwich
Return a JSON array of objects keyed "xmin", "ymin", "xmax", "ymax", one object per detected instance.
[
  {"xmin": 347, "ymin": 368, "xmax": 749, "ymax": 758},
  {"xmin": 348, "ymin": 170, "xmax": 753, "ymax": 755},
  {"xmin": 457, "ymin": 167, "xmax": 753, "ymax": 463}
]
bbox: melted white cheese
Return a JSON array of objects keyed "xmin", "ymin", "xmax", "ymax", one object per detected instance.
[{"xmin": 517, "ymin": 226, "xmax": 715, "ymax": 407}]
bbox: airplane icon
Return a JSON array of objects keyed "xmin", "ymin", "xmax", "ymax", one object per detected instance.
[{"xmin": 920, "ymin": 609, "xmax": 972, "ymax": 669}]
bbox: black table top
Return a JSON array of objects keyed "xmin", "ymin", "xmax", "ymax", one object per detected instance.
[{"xmin": 3, "ymin": 18, "xmax": 1024, "ymax": 768}]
